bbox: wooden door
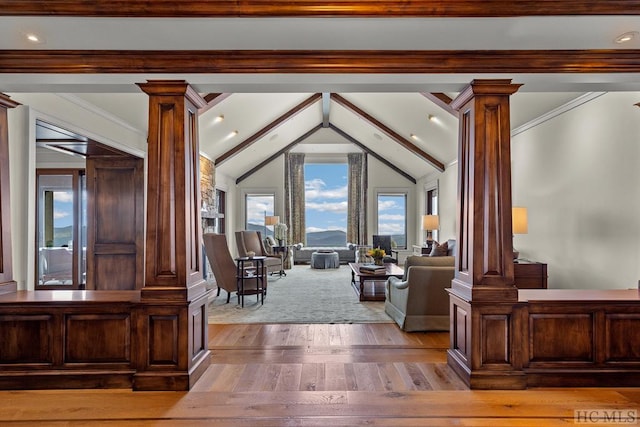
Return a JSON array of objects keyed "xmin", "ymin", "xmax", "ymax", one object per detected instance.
[{"xmin": 86, "ymin": 157, "xmax": 144, "ymax": 290}]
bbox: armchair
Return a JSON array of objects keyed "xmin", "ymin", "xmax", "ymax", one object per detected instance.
[
  {"xmin": 385, "ymin": 255, "xmax": 454, "ymax": 331},
  {"xmin": 372, "ymin": 235, "xmax": 398, "ymax": 264},
  {"xmin": 203, "ymin": 232, "xmax": 268, "ymax": 304},
  {"xmin": 235, "ymin": 230, "xmax": 283, "ymax": 275}
]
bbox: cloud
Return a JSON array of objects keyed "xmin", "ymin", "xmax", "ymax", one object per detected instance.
[
  {"xmin": 306, "ymin": 201, "xmax": 348, "ymax": 214},
  {"xmin": 53, "ymin": 210, "xmax": 71, "ymax": 220},
  {"xmin": 305, "ymin": 179, "xmax": 347, "ymax": 200},
  {"xmin": 55, "ymin": 192, "xmax": 74, "ymax": 203},
  {"xmin": 378, "ymin": 223, "xmax": 405, "ymax": 234},
  {"xmin": 379, "ymin": 214, "xmax": 405, "ymax": 221},
  {"xmin": 246, "ymin": 195, "xmax": 274, "ymax": 223},
  {"xmin": 378, "ymin": 200, "xmax": 399, "ymax": 211}
]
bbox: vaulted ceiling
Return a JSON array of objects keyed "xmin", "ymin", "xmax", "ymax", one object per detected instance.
[{"xmin": 2, "ymin": 2, "xmax": 640, "ymax": 180}]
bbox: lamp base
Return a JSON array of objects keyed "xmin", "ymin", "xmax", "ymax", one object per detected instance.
[{"xmin": 425, "ymin": 240, "xmax": 434, "ymax": 253}]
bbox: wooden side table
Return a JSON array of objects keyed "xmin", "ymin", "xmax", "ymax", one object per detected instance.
[
  {"xmin": 235, "ymin": 256, "xmax": 266, "ymax": 307},
  {"xmin": 514, "ymin": 260, "xmax": 548, "ymax": 289}
]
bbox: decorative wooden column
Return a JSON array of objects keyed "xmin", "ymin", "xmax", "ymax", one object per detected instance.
[
  {"xmin": 447, "ymin": 80, "xmax": 525, "ymax": 389},
  {"xmin": 0, "ymin": 94, "xmax": 19, "ymax": 295},
  {"xmin": 135, "ymin": 80, "xmax": 210, "ymax": 390}
]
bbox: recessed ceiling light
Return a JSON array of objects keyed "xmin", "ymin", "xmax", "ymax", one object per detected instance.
[
  {"xmin": 373, "ymin": 133, "xmax": 382, "ymax": 140},
  {"xmin": 230, "ymin": 130, "xmax": 238, "ymax": 137},
  {"xmin": 614, "ymin": 31, "xmax": 638, "ymax": 44},
  {"xmin": 410, "ymin": 134, "xmax": 418, "ymax": 140},
  {"xmin": 213, "ymin": 114, "xmax": 224, "ymax": 123},
  {"xmin": 269, "ymin": 133, "xmax": 279, "ymax": 141},
  {"xmin": 25, "ymin": 33, "xmax": 44, "ymax": 44},
  {"xmin": 428, "ymin": 114, "xmax": 436, "ymax": 122}
]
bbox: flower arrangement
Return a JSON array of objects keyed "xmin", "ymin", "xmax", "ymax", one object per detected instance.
[
  {"xmin": 274, "ymin": 222, "xmax": 288, "ymax": 241},
  {"xmin": 367, "ymin": 247, "xmax": 386, "ymax": 259}
]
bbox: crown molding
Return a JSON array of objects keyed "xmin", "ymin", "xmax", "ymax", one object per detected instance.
[
  {"xmin": 56, "ymin": 93, "xmax": 145, "ymax": 136},
  {"xmin": 511, "ymin": 92, "xmax": 606, "ymax": 137}
]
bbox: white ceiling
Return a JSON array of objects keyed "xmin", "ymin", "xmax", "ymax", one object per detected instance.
[{"xmin": 3, "ymin": 15, "xmax": 639, "ymax": 180}]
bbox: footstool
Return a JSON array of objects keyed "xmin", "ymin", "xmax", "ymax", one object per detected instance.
[{"xmin": 310, "ymin": 251, "xmax": 340, "ymax": 269}]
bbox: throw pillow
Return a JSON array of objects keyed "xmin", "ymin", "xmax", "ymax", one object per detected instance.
[
  {"xmin": 429, "ymin": 241, "xmax": 449, "ymax": 257},
  {"xmin": 263, "ymin": 237, "xmax": 274, "ymax": 255}
]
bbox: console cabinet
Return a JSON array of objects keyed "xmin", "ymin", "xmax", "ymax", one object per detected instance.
[{"xmin": 514, "ymin": 261, "xmax": 547, "ymax": 289}]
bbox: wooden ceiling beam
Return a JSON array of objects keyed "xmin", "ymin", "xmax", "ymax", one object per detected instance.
[
  {"xmin": 198, "ymin": 93, "xmax": 232, "ymax": 115},
  {"xmin": 421, "ymin": 92, "xmax": 458, "ymax": 117},
  {"xmin": 331, "ymin": 93, "xmax": 445, "ymax": 172},
  {"xmin": 235, "ymin": 124, "xmax": 323, "ymax": 184},
  {"xmin": 3, "ymin": 50, "xmax": 640, "ymax": 74},
  {"xmin": 2, "ymin": 1, "xmax": 638, "ymax": 17},
  {"xmin": 215, "ymin": 93, "xmax": 322, "ymax": 166},
  {"xmin": 322, "ymin": 92, "xmax": 331, "ymax": 128},
  {"xmin": 329, "ymin": 124, "xmax": 416, "ymax": 184}
]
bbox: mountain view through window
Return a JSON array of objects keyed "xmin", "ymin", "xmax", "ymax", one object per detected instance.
[{"xmin": 305, "ymin": 163, "xmax": 348, "ymax": 246}]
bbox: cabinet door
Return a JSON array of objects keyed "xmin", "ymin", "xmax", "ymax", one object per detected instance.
[{"xmin": 86, "ymin": 158, "xmax": 144, "ymax": 290}]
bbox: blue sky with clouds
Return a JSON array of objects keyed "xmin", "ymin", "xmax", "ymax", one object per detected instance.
[{"xmin": 304, "ymin": 163, "xmax": 348, "ymax": 233}]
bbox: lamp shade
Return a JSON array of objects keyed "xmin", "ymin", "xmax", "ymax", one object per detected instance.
[
  {"xmin": 264, "ymin": 215, "xmax": 279, "ymax": 226},
  {"xmin": 512, "ymin": 207, "xmax": 528, "ymax": 234},
  {"xmin": 422, "ymin": 215, "xmax": 439, "ymax": 230}
]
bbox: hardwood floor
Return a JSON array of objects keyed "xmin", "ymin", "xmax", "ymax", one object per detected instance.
[{"xmin": 0, "ymin": 323, "xmax": 638, "ymax": 426}]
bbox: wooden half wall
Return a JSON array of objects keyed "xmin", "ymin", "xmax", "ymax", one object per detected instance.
[
  {"xmin": 446, "ymin": 80, "xmax": 640, "ymax": 389},
  {"xmin": 0, "ymin": 83, "xmax": 211, "ymax": 391}
]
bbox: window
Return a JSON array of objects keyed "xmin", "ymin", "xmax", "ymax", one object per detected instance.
[
  {"xmin": 426, "ymin": 187, "xmax": 439, "ymax": 242},
  {"xmin": 304, "ymin": 163, "xmax": 348, "ymax": 246},
  {"xmin": 215, "ymin": 188, "xmax": 226, "ymax": 234},
  {"xmin": 245, "ymin": 193, "xmax": 275, "ymax": 237},
  {"xmin": 36, "ymin": 169, "xmax": 86, "ymax": 289},
  {"xmin": 377, "ymin": 193, "xmax": 407, "ymax": 249}
]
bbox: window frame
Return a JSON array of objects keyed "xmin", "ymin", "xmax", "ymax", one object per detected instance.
[
  {"xmin": 303, "ymin": 161, "xmax": 349, "ymax": 247},
  {"xmin": 375, "ymin": 190, "xmax": 408, "ymax": 250},
  {"xmin": 35, "ymin": 168, "xmax": 85, "ymax": 290},
  {"xmin": 243, "ymin": 190, "xmax": 276, "ymax": 237}
]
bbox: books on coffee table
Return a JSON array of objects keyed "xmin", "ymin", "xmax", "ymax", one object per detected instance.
[{"xmin": 359, "ymin": 264, "xmax": 386, "ymax": 274}]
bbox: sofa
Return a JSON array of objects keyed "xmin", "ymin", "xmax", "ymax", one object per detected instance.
[
  {"xmin": 385, "ymin": 255, "xmax": 455, "ymax": 332},
  {"xmin": 292, "ymin": 243, "xmax": 357, "ymax": 264}
]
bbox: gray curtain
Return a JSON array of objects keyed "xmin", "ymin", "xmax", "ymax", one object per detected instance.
[
  {"xmin": 285, "ymin": 153, "xmax": 306, "ymax": 245},
  {"xmin": 347, "ymin": 152, "xmax": 368, "ymax": 245}
]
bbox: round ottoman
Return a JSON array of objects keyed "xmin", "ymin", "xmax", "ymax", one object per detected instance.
[{"xmin": 310, "ymin": 251, "xmax": 340, "ymax": 269}]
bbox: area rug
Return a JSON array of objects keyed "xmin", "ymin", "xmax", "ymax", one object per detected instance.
[{"xmin": 207, "ymin": 265, "xmax": 393, "ymax": 324}]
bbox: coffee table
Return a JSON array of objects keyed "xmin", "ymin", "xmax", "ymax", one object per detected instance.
[{"xmin": 348, "ymin": 262, "xmax": 404, "ymax": 302}]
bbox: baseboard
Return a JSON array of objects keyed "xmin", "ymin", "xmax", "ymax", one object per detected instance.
[{"xmin": 0, "ymin": 370, "xmax": 134, "ymax": 390}]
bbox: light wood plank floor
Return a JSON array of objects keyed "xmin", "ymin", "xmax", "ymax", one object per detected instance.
[{"xmin": 0, "ymin": 323, "xmax": 638, "ymax": 426}]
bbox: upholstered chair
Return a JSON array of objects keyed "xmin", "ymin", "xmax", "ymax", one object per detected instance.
[
  {"xmin": 203, "ymin": 232, "xmax": 267, "ymax": 304},
  {"xmin": 385, "ymin": 255, "xmax": 455, "ymax": 331},
  {"xmin": 235, "ymin": 230, "xmax": 283, "ymax": 275},
  {"xmin": 372, "ymin": 235, "xmax": 398, "ymax": 264}
]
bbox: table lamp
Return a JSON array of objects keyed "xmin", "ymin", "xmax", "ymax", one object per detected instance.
[
  {"xmin": 264, "ymin": 215, "xmax": 279, "ymax": 237},
  {"xmin": 422, "ymin": 214, "xmax": 439, "ymax": 250},
  {"xmin": 512, "ymin": 207, "xmax": 528, "ymax": 260}
]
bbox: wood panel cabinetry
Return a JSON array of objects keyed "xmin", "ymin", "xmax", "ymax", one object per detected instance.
[{"xmin": 514, "ymin": 261, "xmax": 547, "ymax": 289}]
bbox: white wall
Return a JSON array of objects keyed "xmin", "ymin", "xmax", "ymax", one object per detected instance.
[
  {"xmin": 233, "ymin": 155, "xmax": 285, "ymax": 257},
  {"xmin": 512, "ymin": 91, "xmax": 640, "ymax": 289},
  {"xmin": 214, "ymin": 169, "xmax": 239, "ymax": 255},
  {"xmin": 8, "ymin": 107, "xmax": 33, "ymax": 290},
  {"xmin": 6, "ymin": 94, "xmax": 148, "ymax": 290}
]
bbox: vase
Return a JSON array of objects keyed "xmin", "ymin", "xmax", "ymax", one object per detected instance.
[
  {"xmin": 374, "ymin": 257, "xmax": 383, "ymax": 266},
  {"xmin": 277, "ymin": 239, "xmax": 284, "ymax": 247}
]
